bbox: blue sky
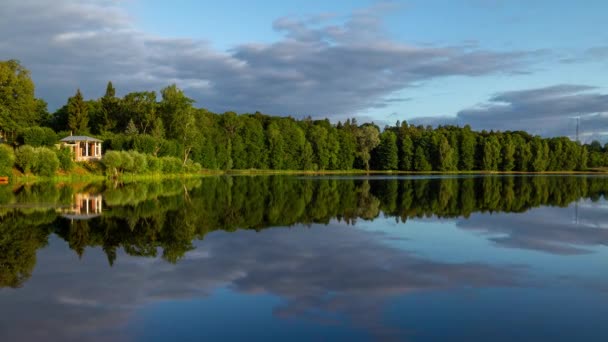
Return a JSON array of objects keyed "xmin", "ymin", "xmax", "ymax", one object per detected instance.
[{"xmin": 1, "ymin": 0, "xmax": 608, "ymax": 139}]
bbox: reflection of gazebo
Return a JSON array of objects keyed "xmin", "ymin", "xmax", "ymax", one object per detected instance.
[
  {"xmin": 59, "ymin": 193, "xmax": 103, "ymax": 220},
  {"xmin": 60, "ymin": 135, "xmax": 103, "ymax": 162}
]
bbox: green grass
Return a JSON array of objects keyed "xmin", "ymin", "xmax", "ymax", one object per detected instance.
[
  {"xmin": 224, "ymin": 169, "xmax": 608, "ymax": 175},
  {"xmin": 4, "ymin": 167, "xmax": 608, "ymax": 186}
]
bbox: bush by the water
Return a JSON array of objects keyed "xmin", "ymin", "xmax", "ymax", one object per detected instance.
[
  {"xmin": 102, "ymin": 150, "xmax": 200, "ymax": 175},
  {"xmin": 0, "ymin": 145, "xmax": 15, "ymax": 176},
  {"xmin": 55, "ymin": 147, "xmax": 74, "ymax": 171},
  {"xmin": 15, "ymin": 146, "xmax": 37, "ymax": 173},
  {"xmin": 14, "ymin": 146, "xmax": 60, "ymax": 176},
  {"xmin": 35, "ymin": 148, "xmax": 60, "ymax": 176},
  {"xmin": 160, "ymin": 156, "xmax": 183, "ymax": 173}
]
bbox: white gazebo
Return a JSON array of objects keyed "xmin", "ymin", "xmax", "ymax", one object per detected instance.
[{"xmin": 60, "ymin": 135, "xmax": 103, "ymax": 162}]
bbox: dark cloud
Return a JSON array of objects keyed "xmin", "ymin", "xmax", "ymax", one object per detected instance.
[
  {"xmin": 412, "ymin": 84, "xmax": 608, "ymax": 141},
  {"xmin": 0, "ymin": 0, "xmax": 536, "ymax": 118}
]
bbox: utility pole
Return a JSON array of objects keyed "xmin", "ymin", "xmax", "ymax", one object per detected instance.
[
  {"xmin": 576, "ymin": 116, "xmax": 580, "ymax": 143},
  {"xmin": 569, "ymin": 116, "xmax": 581, "ymax": 143}
]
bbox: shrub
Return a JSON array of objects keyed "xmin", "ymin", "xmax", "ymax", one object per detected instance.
[
  {"xmin": 183, "ymin": 159, "xmax": 202, "ymax": 173},
  {"xmin": 0, "ymin": 145, "xmax": 15, "ymax": 176},
  {"xmin": 102, "ymin": 151, "xmax": 122, "ymax": 175},
  {"xmin": 55, "ymin": 147, "xmax": 74, "ymax": 171},
  {"xmin": 119, "ymin": 151, "xmax": 135, "ymax": 172},
  {"xmin": 130, "ymin": 151, "xmax": 148, "ymax": 173},
  {"xmin": 147, "ymin": 156, "xmax": 161, "ymax": 173},
  {"xmin": 158, "ymin": 140, "xmax": 182, "ymax": 158},
  {"xmin": 105, "ymin": 134, "xmax": 133, "ymax": 152},
  {"xmin": 18, "ymin": 127, "xmax": 58, "ymax": 147},
  {"xmin": 15, "ymin": 146, "xmax": 37, "ymax": 173},
  {"xmin": 33, "ymin": 147, "xmax": 60, "ymax": 177},
  {"xmin": 160, "ymin": 156, "xmax": 183, "ymax": 173},
  {"xmin": 132, "ymin": 135, "xmax": 158, "ymax": 155}
]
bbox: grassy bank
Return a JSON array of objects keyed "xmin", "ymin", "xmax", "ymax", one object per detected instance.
[
  {"xmin": 4, "ymin": 167, "xmax": 608, "ymax": 185},
  {"xmin": 5, "ymin": 165, "xmax": 214, "ymax": 184},
  {"xmin": 224, "ymin": 169, "xmax": 608, "ymax": 176}
]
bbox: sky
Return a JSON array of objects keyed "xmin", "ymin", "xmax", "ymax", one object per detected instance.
[{"xmin": 1, "ymin": 0, "xmax": 608, "ymax": 140}]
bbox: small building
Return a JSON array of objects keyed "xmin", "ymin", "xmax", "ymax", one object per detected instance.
[{"xmin": 60, "ymin": 135, "xmax": 103, "ymax": 162}]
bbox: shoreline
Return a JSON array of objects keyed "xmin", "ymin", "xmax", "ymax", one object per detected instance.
[{"xmin": 3, "ymin": 168, "xmax": 608, "ymax": 185}]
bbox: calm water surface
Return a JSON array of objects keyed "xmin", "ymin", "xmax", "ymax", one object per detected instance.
[{"xmin": 1, "ymin": 175, "xmax": 608, "ymax": 341}]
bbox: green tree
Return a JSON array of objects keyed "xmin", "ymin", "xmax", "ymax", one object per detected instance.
[
  {"xmin": 121, "ymin": 91, "xmax": 157, "ymax": 134},
  {"xmin": 414, "ymin": 145, "xmax": 432, "ymax": 171},
  {"xmin": 0, "ymin": 60, "xmax": 42, "ymax": 142},
  {"xmin": 355, "ymin": 125, "xmax": 380, "ymax": 171},
  {"xmin": 97, "ymin": 81, "xmax": 119, "ymax": 133},
  {"xmin": 459, "ymin": 126, "xmax": 476, "ymax": 170},
  {"xmin": 0, "ymin": 144, "xmax": 15, "ymax": 176},
  {"xmin": 399, "ymin": 133, "xmax": 414, "ymax": 171},
  {"xmin": 501, "ymin": 135, "xmax": 516, "ymax": 171},
  {"xmin": 337, "ymin": 128, "xmax": 356, "ymax": 170},
  {"xmin": 374, "ymin": 130, "xmax": 399, "ymax": 170},
  {"xmin": 267, "ymin": 121, "xmax": 285, "ymax": 169},
  {"xmin": 67, "ymin": 89, "xmax": 89, "ymax": 134},
  {"xmin": 530, "ymin": 137, "xmax": 549, "ymax": 172},
  {"xmin": 481, "ymin": 135, "xmax": 501, "ymax": 171},
  {"xmin": 308, "ymin": 124, "xmax": 330, "ymax": 170},
  {"xmin": 158, "ymin": 85, "xmax": 199, "ymax": 165},
  {"xmin": 436, "ymin": 135, "xmax": 456, "ymax": 171}
]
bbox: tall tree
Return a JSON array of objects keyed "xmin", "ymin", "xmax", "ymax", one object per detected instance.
[
  {"xmin": 500, "ymin": 135, "xmax": 515, "ymax": 171},
  {"xmin": 98, "ymin": 81, "xmax": 119, "ymax": 133},
  {"xmin": 459, "ymin": 126, "xmax": 476, "ymax": 170},
  {"xmin": 355, "ymin": 125, "xmax": 380, "ymax": 171},
  {"xmin": 375, "ymin": 130, "xmax": 399, "ymax": 170},
  {"xmin": 158, "ymin": 85, "xmax": 198, "ymax": 164},
  {"xmin": 121, "ymin": 91, "xmax": 157, "ymax": 134},
  {"xmin": 221, "ymin": 111, "xmax": 242, "ymax": 170},
  {"xmin": 0, "ymin": 60, "xmax": 43, "ymax": 142},
  {"xmin": 398, "ymin": 122, "xmax": 414, "ymax": 171},
  {"xmin": 436, "ymin": 135, "xmax": 456, "ymax": 171},
  {"xmin": 414, "ymin": 145, "xmax": 432, "ymax": 171},
  {"xmin": 481, "ymin": 136, "xmax": 501, "ymax": 171},
  {"xmin": 67, "ymin": 89, "xmax": 89, "ymax": 134}
]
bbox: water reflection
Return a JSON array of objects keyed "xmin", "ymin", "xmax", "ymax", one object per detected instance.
[
  {"xmin": 59, "ymin": 193, "xmax": 104, "ymax": 220},
  {"xmin": 1, "ymin": 176, "xmax": 608, "ymax": 340},
  {"xmin": 0, "ymin": 175, "xmax": 608, "ymax": 288}
]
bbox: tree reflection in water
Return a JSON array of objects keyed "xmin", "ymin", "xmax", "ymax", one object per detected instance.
[{"xmin": 1, "ymin": 175, "xmax": 607, "ymax": 288}]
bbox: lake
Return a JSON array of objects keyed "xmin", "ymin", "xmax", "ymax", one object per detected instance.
[{"xmin": 1, "ymin": 175, "xmax": 608, "ymax": 341}]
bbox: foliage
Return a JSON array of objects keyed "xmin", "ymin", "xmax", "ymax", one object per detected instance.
[
  {"xmin": 102, "ymin": 151, "xmax": 122, "ymax": 175},
  {"xmin": 0, "ymin": 60, "xmax": 46, "ymax": 143},
  {"xmin": 32, "ymin": 147, "xmax": 60, "ymax": 176},
  {"xmin": 55, "ymin": 147, "xmax": 74, "ymax": 171},
  {"xmin": 15, "ymin": 145, "xmax": 36, "ymax": 173},
  {"xmin": 67, "ymin": 89, "xmax": 89, "ymax": 134},
  {"xmin": 3, "ymin": 61, "xmax": 606, "ymax": 173},
  {"xmin": 14, "ymin": 146, "xmax": 61, "ymax": 176},
  {"xmin": 160, "ymin": 156, "xmax": 183, "ymax": 173},
  {"xmin": 374, "ymin": 130, "xmax": 398, "ymax": 170},
  {"xmin": 0, "ymin": 144, "xmax": 15, "ymax": 176},
  {"xmin": 17, "ymin": 126, "xmax": 57, "ymax": 147}
]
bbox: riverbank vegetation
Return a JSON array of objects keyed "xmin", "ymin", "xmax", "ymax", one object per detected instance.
[{"xmin": 2, "ymin": 59, "xmax": 608, "ymax": 177}]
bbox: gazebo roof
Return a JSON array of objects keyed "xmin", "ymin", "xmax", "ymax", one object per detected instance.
[{"xmin": 60, "ymin": 135, "xmax": 103, "ymax": 143}]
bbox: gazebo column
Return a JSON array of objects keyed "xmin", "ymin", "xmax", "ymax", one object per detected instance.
[{"xmin": 85, "ymin": 142, "xmax": 89, "ymax": 157}]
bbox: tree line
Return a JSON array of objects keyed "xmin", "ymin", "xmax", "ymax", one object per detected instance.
[{"xmin": 2, "ymin": 59, "xmax": 608, "ymax": 172}]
